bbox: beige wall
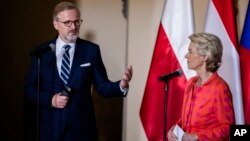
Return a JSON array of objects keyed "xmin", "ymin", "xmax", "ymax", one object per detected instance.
[
  {"xmin": 78, "ymin": 0, "xmax": 127, "ymax": 140},
  {"xmin": 77, "ymin": 0, "xmax": 248, "ymax": 140},
  {"xmin": 125, "ymin": 0, "xmax": 248, "ymax": 141},
  {"xmin": 78, "ymin": 0, "xmax": 127, "ymax": 80},
  {"xmin": 124, "ymin": 0, "xmax": 165, "ymax": 140}
]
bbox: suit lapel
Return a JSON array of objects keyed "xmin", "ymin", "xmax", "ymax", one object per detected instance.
[{"xmin": 68, "ymin": 40, "xmax": 83, "ymax": 85}]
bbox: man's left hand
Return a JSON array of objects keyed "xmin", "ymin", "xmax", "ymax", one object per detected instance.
[{"xmin": 120, "ymin": 65, "xmax": 133, "ymax": 89}]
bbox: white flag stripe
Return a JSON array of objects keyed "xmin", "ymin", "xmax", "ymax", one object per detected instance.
[
  {"xmin": 205, "ymin": 1, "xmax": 244, "ymax": 124},
  {"xmin": 162, "ymin": 0, "xmax": 196, "ymax": 79}
]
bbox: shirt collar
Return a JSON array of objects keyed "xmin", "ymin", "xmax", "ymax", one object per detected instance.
[{"xmin": 56, "ymin": 37, "xmax": 76, "ymax": 50}]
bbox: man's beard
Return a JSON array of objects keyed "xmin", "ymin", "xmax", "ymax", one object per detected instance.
[{"xmin": 66, "ymin": 33, "xmax": 78, "ymax": 43}]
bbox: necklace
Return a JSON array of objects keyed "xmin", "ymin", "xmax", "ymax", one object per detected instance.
[{"xmin": 196, "ymin": 78, "xmax": 202, "ymax": 86}]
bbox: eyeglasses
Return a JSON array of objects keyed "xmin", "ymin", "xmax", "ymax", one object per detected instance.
[{"xmin": 57, "ymin": 19, "xmax": 83, "ymax": 27}]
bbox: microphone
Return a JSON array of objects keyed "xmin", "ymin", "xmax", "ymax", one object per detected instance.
[
  {"xmin": 60, "ymin": 86, "xmax": 71, "ymax": 97},
  {"xmin": 30, "ymin": 43, "xmax": 56, "ymax": 56},
  {"xmin": 158, "ymin": 69, "xmax": 183, "ymax": 81}
]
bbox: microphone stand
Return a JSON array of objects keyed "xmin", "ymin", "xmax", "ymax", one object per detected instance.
[
  {"xmin": 36, "ymin": 56, "xmax": 41, "ymax": 141},
  {"xmin": 159, "ymin": 70, "xmax": 182, "ymax": 141},
  {"xmin": 31, "ymin": 45, "xmax": 55, "ymax": 141},
  {"xmin": 162, "ymin": 79, "xmax": 169, "ymax": 141}
]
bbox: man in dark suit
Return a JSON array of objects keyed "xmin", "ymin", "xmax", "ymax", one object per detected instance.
[{"xmin": 24, "ymin": 1, "xmax": 133, "ymax": 141}]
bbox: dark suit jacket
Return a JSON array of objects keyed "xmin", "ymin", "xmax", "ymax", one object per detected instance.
[{"xmin": 24, "ymin": 37, "xmax": 125, "ymax": 141}]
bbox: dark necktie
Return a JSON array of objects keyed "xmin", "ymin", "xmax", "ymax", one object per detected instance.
[{"xmin": 60, "ymin": 45, "xmax": 71, "ymax": 85}]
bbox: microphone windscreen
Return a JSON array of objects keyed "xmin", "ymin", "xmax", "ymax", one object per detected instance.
[{"xmin": 49, "ymin": 43, "xmax": 56, "ymax": 52}]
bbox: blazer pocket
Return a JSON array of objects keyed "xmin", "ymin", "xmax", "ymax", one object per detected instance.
[{"xmin": 80, "ymin": 63, "xmax": 91, "ymax": 67}]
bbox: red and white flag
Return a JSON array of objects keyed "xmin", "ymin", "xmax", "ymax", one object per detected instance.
[
  {"xmin": 240, "ymin": 1, "xmax": 250, "ymax": 124},
  {"xmin": 140, "ymin": 0, "xmax": 195, "ymax": 140},
  {"xmin": 204, "ymin": 0, "xmax": 244, "ymax": 124}
]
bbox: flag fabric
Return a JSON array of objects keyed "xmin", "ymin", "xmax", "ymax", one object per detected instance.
[
  {"xmin": 240, "ymin": 1, "xmax": 250, "ymax": 124},
  {"xmin": 204, "ymin": 0, "xmax": 244, "ymax": 124},
  {"xmin": 140, "ymin": 0, "xmax": 195, "ymax": 140}
]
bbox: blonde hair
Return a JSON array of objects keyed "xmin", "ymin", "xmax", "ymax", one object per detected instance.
[
  {"xmin": 189, "ymin": 33, "xmax": 223, "ymax": 72},
  {"xmin": 52, "ymin": 1, "xmax": 80, "ymax": 21}
]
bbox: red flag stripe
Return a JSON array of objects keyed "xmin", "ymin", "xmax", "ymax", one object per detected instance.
[
  {"xmin": 212, "ymin": 0, "xmax": 239, "ymax": 49},
  {"xmin": 140, "ymin": 0, "xmax": 195, "ymax": 140}
]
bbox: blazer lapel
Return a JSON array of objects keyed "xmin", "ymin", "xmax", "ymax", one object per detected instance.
[{"xmin": 67, "ymin": 41, "xmax": 82, "ymax": 85}]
